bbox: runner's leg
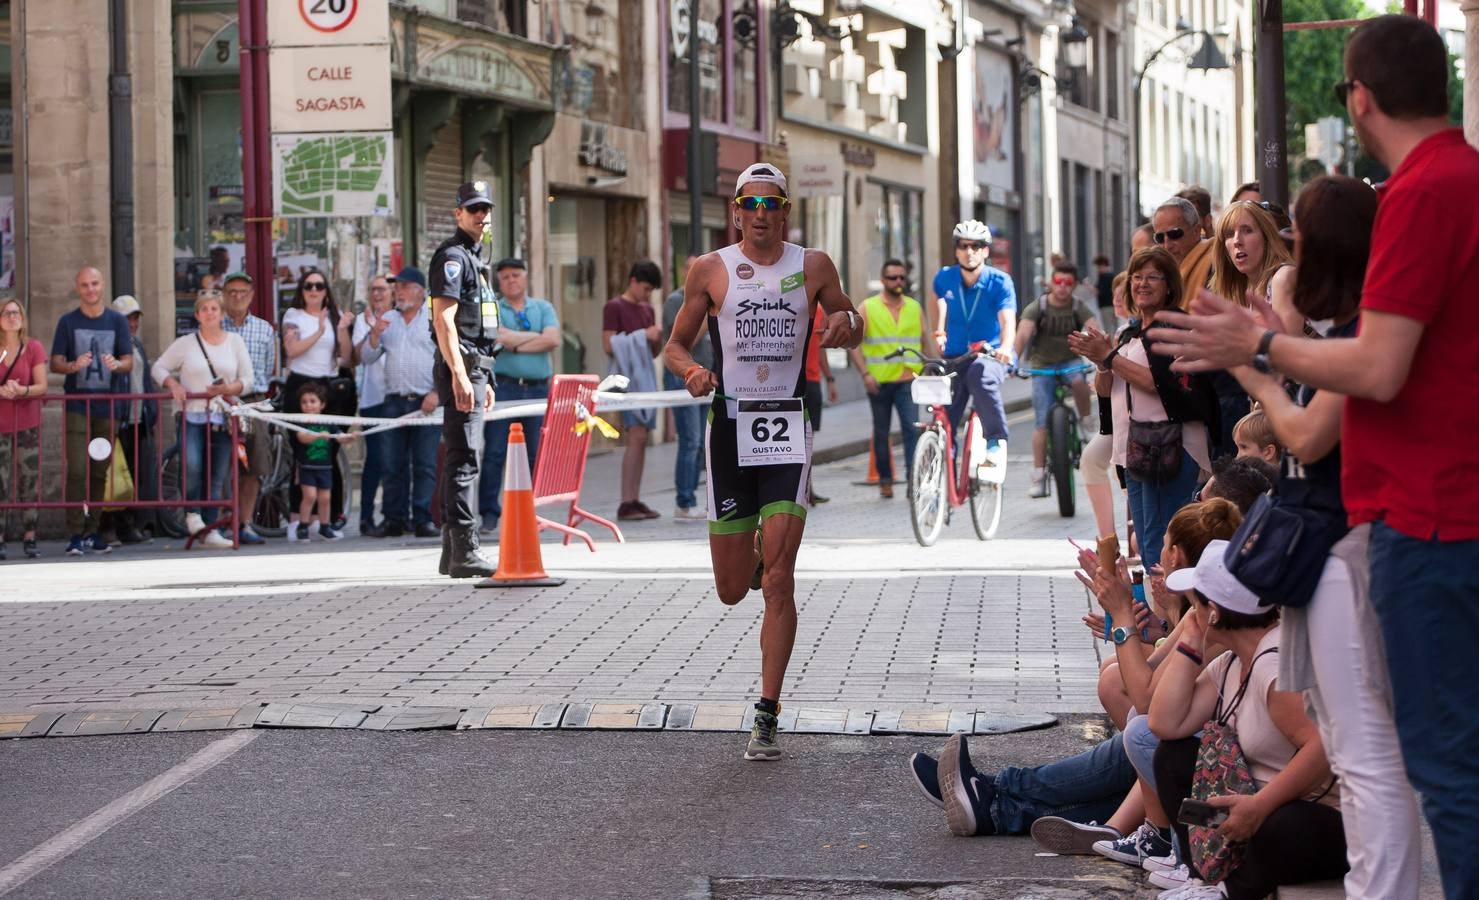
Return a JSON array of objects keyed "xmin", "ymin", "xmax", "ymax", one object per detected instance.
[{"xmin": 757, "ymin": 511, "xmax": 805, "ymax": 701}]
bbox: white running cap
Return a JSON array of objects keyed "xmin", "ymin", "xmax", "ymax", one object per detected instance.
[
  {"xmin": 1164, "ymin": 539, "xmax": 1274, "ymax": 615},
  {"xmin": 734, "ymin": 163, "xmax": 788, "ymax": 197}
]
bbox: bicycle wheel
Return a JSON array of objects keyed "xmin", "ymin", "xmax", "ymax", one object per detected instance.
[
  {"xmin": 251, "ymin": 431, "xmax": 294, "ymax": 537},
  {"xmin": 969, "ymin": 474, "xmax": 1003, "ymax": 541},
  {"xmin": 1048, "ymin": 404, "xmax": 1076, "ymax": 517},
  {"xmin": 909, "ymin": 428, "xmax": 948, "ymax": 547},
  {"xmin": 156, "ymin": 447, "xmax": 188, "ymax": 539}
]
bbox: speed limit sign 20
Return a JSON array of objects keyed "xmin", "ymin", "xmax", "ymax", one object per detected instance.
[{"xmin": 300, "ymin": 0, "xmax": 358, "ymax": 32}]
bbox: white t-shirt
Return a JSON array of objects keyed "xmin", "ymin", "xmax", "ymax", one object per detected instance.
[
  {"xmin": 151, "ymin": 331, "xmax": 254, "ymax": 422},
  {"xmin": 1110, "ymin": 335, "xmax": 1210, "ymax": 474},
  {"xmin": 282, "ymin": 307, "xmax": 340, "ymax": 378}
]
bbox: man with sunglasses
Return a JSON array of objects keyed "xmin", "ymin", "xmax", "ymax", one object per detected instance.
[
  {"xmin": 1152, "ymin": 196, "xmax": 1212, "ymax": 297},
  {"xmin": 663, "ymin": 162, "xmax": 862, "ymax": 762},
  {"xmin": 929, "ymin": 220, "xmax": 1016, "ymax": 461},
  {"xmin": 1014, "ymin": 261, "xmax": 1098, "ymax": 498},
  {"xmin": 849, "ymin": 258, "xmax": 932, "ymax": 499},
  {"xmin": 428, "ymin": 181, "xmax": 499, "ymax": 579},
  {"xmin": 480, "ymin": 257, "xmax": 559, "ymax": 536}
]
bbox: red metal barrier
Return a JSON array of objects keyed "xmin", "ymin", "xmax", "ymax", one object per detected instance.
[
  {"xmin": 0, "ymin": 392, "xmax": 240, "ymax": 549},
  {"xmin": 531, "ymin": 375, "xmax": 623, "ymax": 551}
]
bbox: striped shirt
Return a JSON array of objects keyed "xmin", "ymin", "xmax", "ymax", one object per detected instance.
[
  {"xmin": 361, "ymin": 307, "xmax": 437, "ymax": 397},
  {"xmin": 223, "ymin": 313, "xmax": 277, "ymax": 395}
]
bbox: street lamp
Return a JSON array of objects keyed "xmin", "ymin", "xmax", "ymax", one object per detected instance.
[
  {"xmin": 1131, "ymin": 26, "xmax": 1230, "ymax": 222},
  {"xmin": 1060, "ymin": 18, "xmax": 1091, "ymax": 71}
]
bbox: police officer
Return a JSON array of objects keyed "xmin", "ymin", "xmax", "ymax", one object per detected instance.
[{"xmin": 431, "ymin": 181, "xmax": 499, "ymax": 578}]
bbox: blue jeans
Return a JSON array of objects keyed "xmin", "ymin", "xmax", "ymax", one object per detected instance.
[
  {"xmin": 1126, "ymin": 449, "xmax": 1201, "ymax": 570},
  {"xmin": 1369, "ymin": 522, "xmax": 1479, "ymax": 900},
  {"xmin": 1030, "ymin": 370, "xmax": 1086, "ymax": 428},
  {"xmin": 1122, "ymin": 713, "xmax": 1161, "ymax": 792},
  {"xmin": 182, "ymin": 420, "xmax": 233, "ymax": 524},
  {"xmin": 663, "ymin": 370, "xmax": 708, "ymax": 509},
  {"xmin": 991, "ymin": 733, "xmax": 1138, "ymax": 834},
  {"xmin": 380, "ymin": 394, "xmax": 439, "ymax": 527},
  {"xmin": 868, "ymin": 380, "xmax": 918, "ymax": 484},
  {"xmin": 948, "ymin": 356, "xmax": 1009, "ymax": 443},
  {"xmin": 358, "ymin": 402, "xmax": 386, "ymax": 525},
  {"xmin": 480, "ymin": 379, "xmax": 547, "ymax": 525}
]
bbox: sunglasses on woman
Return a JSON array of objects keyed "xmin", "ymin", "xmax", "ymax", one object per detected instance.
[
  {"xmin": 303, "ymin": 281, "xmax": 327, "ymax": 291},
  {"xmin": 734, "ymin": 195, "xmax": 790, "ymax": 211},
  {"xmin": 1152, "ymin": 228, "xmax": 1185, "ymax": 244}
]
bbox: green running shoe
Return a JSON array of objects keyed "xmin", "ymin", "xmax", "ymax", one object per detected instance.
[{"xmin": 745, "ymin": 709, "xmax": 781, "ymax": 761}]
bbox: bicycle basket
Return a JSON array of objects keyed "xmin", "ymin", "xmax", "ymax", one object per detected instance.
[{"xmin": 910, "ymin": 375, "xmax": 953, "ymax": 406}]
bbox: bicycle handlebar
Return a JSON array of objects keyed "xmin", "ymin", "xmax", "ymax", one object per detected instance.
[
  {"xmin": 883, "ymin": 346, "xmax": 997, "ymax": 375},
  {"xmin": 1009, "ymin": 361, "xmax": 1097, "ymax": 379}
]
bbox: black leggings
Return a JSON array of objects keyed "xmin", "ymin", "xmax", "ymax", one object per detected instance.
[{"xmin": 1154, "ymin": 737, "xmax": 1348, "ymax": 899}]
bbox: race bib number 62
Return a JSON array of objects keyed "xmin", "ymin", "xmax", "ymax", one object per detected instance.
[{"xmin": 736, "ymin": 399, "xmax": 806, "ymax": 467}]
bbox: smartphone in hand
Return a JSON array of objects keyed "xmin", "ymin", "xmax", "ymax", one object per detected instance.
[{"xmin": 1177, "ymin": 798, "xmax": 1229, "ymax": 829}]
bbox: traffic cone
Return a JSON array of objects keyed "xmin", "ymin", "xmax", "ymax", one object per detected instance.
[
  {"xmin": 477, "ymin": 422, "xmax": 565, "ymax": 588},
  {"xmin": 852, "ymin": 444, "xmax": 882, "ymax": 485}
]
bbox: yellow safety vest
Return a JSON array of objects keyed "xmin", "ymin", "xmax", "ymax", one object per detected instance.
[{"xmin": 861, "ymin": 294, "xmax": 925, "ymax": 382}]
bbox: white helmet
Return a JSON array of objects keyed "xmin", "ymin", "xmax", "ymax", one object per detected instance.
[{"xmin": 952, "ymin": 220, "xmax": 991, "ymax": 243}]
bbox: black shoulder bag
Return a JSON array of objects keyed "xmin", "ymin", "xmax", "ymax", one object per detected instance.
[
  {"xmin": 1124, "ymin": 375, "xmax": 1184, "ymax": 483},
  {"xmin": 1223, "ymin": 491, "xmax": 1341, "ymax": 608}
]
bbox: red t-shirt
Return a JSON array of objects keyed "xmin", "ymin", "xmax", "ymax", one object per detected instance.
[
  {"xmin": 601, "ymin": 295, "xmax": 655, "ymax": 335},
  {"xmin": 0, "ymin": 339, "xmax": 47, "ymax": 434},
  {"xmin": 1343, "ymin": 129, "xmax": 1479, "ymax": 540},
  {"xmin": 805, "ymin": 305, "xmax": 824, "ymax": 382}
]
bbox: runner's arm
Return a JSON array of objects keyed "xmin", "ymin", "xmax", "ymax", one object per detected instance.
[
  {"xmin": 663, "ymin": 255, "xmax": 719, "ymax": 396},
  {"xmin": 808, "ymin": 250, "xmax": 863, "ymax": 350}
]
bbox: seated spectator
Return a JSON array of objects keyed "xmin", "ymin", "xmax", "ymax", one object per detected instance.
[
  {"xmin": 152, "ymin": 290, "xmax": 254, "ymax": 549},
  {"xmin": 1199, "ymin": 456, "xmax": 1276, "ymax": 514},
  {"xmin": 1230, "ymin": 409, "xmax": 1279, "ymax": 465},
  {"xmin": 1148, "ymin": 542, "xmax": 1347, "ymax": 898},
  {"xmin": 0, "ymin": 298, "xmax": 47, "ymax": 559}
]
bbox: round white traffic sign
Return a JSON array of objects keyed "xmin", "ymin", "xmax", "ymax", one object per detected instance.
[{"xmin": 299, "ymin": 0, "xmax": 358, "ymax": 33}]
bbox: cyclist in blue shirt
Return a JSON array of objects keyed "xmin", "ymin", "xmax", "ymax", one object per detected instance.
[{"xmin": 929, "ymin": 220, "xmax": 1017, "ymax": 452}]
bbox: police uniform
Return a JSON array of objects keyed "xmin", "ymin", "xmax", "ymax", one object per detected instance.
[{"xmin": 430, "ymin": 181, "xmax": 500, "ymax": 576}]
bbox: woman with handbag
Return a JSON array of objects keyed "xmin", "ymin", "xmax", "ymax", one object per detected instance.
[
  {"xmin": 1226, "ymin": 175, "xmax": 1420, "ymax": 900},
  {"xmin": 280, "ymin": 269, "xmax": 354, "ymax": 529},
  {"xmin": 0, "ymin": 298, "xmax": 48, "ymax": 559},
  {"xmin": 152, "ymin": 291, "xmax": 253, "ymax": 549},
  {"xmin": 1146, "ymin": 543, "xmax": 1347, "ymax": 899},
  {"xmin": 1070, "ymin": 247, "xmax": 1217, "ymax": 569}
]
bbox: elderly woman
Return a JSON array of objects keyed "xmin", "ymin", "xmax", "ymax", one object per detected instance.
[
  {"xmin": 0, "ymin": 298, "xmax": 48, "ymax": 559},
  {"xmin": 1070, "ymin": 247, "xmax": 1217, "ymax": 570},
  {"xmin": 153, "ymin": 291, "xmax": 253, "ymax": 548},
  {"xmin": 1146, "ymin": 544, "xmax": 1347, "ymax": 899}
]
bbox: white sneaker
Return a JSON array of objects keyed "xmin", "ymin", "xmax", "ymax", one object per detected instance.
[
  {"xmin": 199, "ymin": 529, "xmax": 233, "ymax": 549},
  {"xmin": 1148, "ymin": 863, "xmax": 1192, "ymax": 890},
  {"xmin": 286, "ymin": 519, "xmax": 300, "ymax": 542},
  {"xmin": 1142, "ymin": 853, "xmax": 1180, "ymax": 874},
  {"xmin": 184, "ymin": 513, "xmax": 207, "ymax": 536},
  {"xmin": 673, "ymin": 506, "xmax": 708, "ymax": 522},
  {"xmin": 1157, "ymin": 880, "xmax": 1224, "ymax": 899}
]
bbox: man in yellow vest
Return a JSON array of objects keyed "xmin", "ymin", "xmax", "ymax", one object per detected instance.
[{"xmin": 849, "ymin": 259, "xmax": 936, "ymax": 498}]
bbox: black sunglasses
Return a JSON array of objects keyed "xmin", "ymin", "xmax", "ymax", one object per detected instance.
[
  {"xmin": 1152, "ymin": 228, "xmax": 1186, "ymax": 244},
  {"xmin": 955, "ymin": 241, "xmax": 988, "ymax": 251},
  {"xmin": 1333, "ymin": 79, "xmax": 1355, "ymax": 105},
  {"xmin": 302, "ymin": 281, "xmax": 327, "ymax": 290},
  {"xmin": 882, "ymin": 274, "xmax": 908, "ymax": 281}
]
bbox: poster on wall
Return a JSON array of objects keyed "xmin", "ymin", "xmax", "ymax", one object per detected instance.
[{"xmin": 974, "ymin": 48, "xmax": 1016, "ymax": 192}]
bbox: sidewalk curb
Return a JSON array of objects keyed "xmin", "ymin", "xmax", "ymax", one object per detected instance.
[
  {"xmin": 0, "ymin": 703, "xmax": 1068, "ymax": 740},
  {"xmin": 813, "ymin": 395, "xmax": 1033, "ymax": 466}
]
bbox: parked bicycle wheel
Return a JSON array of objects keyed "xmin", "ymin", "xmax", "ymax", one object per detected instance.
[
  {"xmin": 251, "ymin": 429, "xmax": 295, "ymax": 537},
  {"xmin": 1048, "ymin": 404, "xmax": 1076, "ymax": 517},
  {"xmin": 909, "ymin": 429, "xmax": 948, "ymax": 547},
  {"xmin": 156, "ymin": 446, "xmax": 188, "ymax": 539}
]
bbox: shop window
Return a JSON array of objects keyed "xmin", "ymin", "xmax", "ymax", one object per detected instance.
[
  {"xmin": 868, "ymin": 182, "xmax": 923, "ymax": 297},
  {"xmin": 666, "ymin": 0, "xmax": 724, "ymax": 123},
  {"xmin": 1105, "ymin": 30, "xmax": 1121, "ymax": 121}
]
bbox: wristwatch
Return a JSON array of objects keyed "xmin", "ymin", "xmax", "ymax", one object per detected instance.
[
  {"xmin": 1251, "ymin": 330, "xmax": 1278, "ymax": 374},
  {"xmin": 844, "ymin": 309, "xmax": 860, "ymax": 332},
  {"xmin": 1111, "ymin": 625, "xmax": 1134, "ymax": 645}
]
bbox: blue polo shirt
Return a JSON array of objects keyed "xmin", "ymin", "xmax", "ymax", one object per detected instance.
[
  {"xmin": 493, "ymin": 296, "xmax": 558, "ymax": 381},
  {"xmin": 932, "ymin": 264, "xmax": 1017, "ymax": 357}
]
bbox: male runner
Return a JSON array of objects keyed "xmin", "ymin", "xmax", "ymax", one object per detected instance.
[
  {"xmin": 929, "ymin": 220, "xmax": 1017, "ymax": 459},
  {"xmin": 664, "ymin": 162, "xmax": 863, "ymax": 761}
]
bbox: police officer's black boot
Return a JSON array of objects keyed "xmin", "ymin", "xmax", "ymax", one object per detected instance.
[
  {"xmin": 438, "ymin": 525, "xmax": 452, "ymax": 576},
  {"xmin": 447, "ymin": 526, "xmax": 496, "ymax": 579}
]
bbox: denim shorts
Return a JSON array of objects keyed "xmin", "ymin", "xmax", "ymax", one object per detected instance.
[{"xmin": 1031, "ymin": 371, "xmax": 1085, "ymax": 428}]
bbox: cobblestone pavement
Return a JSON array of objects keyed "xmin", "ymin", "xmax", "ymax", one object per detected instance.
[{"xmin": 1, "ymin": 391, "xmax": 1116, "ymax": 717}]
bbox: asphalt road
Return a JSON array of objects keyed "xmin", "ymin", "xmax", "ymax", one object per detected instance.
[{"xmin": 1, "ymin": 725, "xmax": 1156, "ymax": 900}]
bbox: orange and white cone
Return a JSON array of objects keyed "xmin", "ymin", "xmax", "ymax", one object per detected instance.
[
  {"xmin": 477, "ymin": 422, "xmax": 565, "ymax": 588},
  {"xmin": 852, "ymin": 444, "xmax": 882, "ymax": 485}
]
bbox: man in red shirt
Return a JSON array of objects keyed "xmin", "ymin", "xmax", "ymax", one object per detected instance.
[{"xmin": 1150, "ymin": 17, "xmax": 1479, "ymax": 897}]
